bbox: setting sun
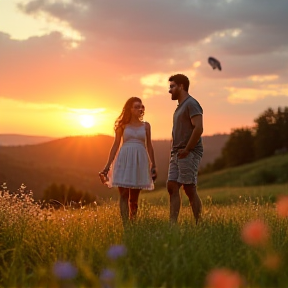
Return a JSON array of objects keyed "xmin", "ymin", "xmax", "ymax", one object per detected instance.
[{"xmin": 79, "ymin": 114, "xmax": 95, "ymax": 128}]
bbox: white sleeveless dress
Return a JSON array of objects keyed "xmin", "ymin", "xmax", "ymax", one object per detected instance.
[{"xmin": 108, "ymin": 123, "xmax": 154, "ymax": 190}]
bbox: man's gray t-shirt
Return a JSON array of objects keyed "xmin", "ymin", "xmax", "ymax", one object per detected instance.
[{"xmin": 171, "ymin": 96, "xmax": 203, "ymax": 157}]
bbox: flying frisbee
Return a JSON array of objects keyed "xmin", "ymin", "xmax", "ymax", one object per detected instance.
[{"xmin": 208, "ymin": 57, "xmax": 222, "ymax": 71}]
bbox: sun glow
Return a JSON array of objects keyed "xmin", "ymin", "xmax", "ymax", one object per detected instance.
[{"xmin": 79, "ymin": 114, "xmax": 95, "ymax": 128}]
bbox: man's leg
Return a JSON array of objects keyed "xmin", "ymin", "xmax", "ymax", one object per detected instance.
[
  {"xmin": 167, "ymin": 180, "xmax": 182, "ymax": 223},
  {"xmin": 183, "ymin": 183, "xmax": 202, "ymax": 224},
  {"xmin": 118, "ymin": 187, "xmax": 129, "ymax": 224},
  {"xmin": 129, "ymin": 189, "xmax": 141, "ymax": 220}
]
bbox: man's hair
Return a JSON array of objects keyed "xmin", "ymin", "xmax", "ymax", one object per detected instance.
[{"xmin": 168, "ymin": 74, "xmax": 190, "ymax": 92}]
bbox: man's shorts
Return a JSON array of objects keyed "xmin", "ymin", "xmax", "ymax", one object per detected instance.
[{"xmin": 167, "ymin": 150, "xmax": 202, "ymax": 185}]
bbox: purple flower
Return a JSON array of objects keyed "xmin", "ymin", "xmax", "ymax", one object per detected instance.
[
  {"xmin": 100, "ymin": 268, "xmax": 115, "ymax": 281},
  {"xmin": 106, "ymin": 245, "xmax": 127, "ymax": 260},
  {"xmin": 53, "ymin": 261, "xmax": 78, "ymax": 280}
]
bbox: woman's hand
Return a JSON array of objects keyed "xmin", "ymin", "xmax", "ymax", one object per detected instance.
[
  {"xmin": 99, "ymin": 166, "xmax": 110, "ymax": 185},
  {"xmin": 151, "ymin": 167, "xmax": 157, "ymax": 182},
  {"xmin": 101, "ymin": 165, "xmax": 110, "ymax": 175}
]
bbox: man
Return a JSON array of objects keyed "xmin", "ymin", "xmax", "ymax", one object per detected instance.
[{"xmin": 167, "ymin": 74, "xmax": 203, "ymax": 224}]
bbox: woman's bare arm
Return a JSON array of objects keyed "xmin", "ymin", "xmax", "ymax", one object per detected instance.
[
  {"xmin": 103, "ymin": 127, "xmax": 123, "ymax": 172},
  {"xmin": 145, "ymin": 122, "xmax": 156, "ymax": 168}
]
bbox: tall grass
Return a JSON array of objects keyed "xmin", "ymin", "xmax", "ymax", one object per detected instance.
[{"xmin": 0, "ymin": 185, "xmax": 288, "ymax": 287}]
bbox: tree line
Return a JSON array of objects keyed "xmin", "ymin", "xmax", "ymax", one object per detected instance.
[
  {"xmin": 42, "ymin": 183, "xmax": 97, "ymax": 207},
  {"xmin": 202, "ymin": 106, "xmax": 288, "ymax": 173}
]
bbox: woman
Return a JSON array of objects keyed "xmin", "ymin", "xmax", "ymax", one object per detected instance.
[{"xmin": 100, "ymin": 97, "xmax": 157, "ymax": 223}]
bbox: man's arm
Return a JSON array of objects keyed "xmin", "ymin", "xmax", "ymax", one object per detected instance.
[{"xmin": 177, "ymin": 114, "xmax": 203, "ymax": 159}]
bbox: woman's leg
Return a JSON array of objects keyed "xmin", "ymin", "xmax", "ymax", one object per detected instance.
[
  {"xmin": 129, "ymin": 189, "xmax": 141, "ymax": 220},
  {"xmin": 118, "ymin": 187, "xmax": 129, "ymax": 224}
]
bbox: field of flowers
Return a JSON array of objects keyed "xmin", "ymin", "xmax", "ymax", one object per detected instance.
[{"xmin": 0, "ymin": 183, "xmax": 288, "ymax": 288}]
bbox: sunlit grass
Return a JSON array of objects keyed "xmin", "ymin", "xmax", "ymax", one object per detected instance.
[
  {"xmin": 143, "ymin": 184, "xmax": 288, "ymax": 206},
  {"xmin": 0, "ymin": 184, "xmax": 288, "ymax": 287}
]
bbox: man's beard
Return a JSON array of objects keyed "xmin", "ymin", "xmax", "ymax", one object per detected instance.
[{"xmin": 171, "ymin": 91, "xmax": 179, "ymax": 100}]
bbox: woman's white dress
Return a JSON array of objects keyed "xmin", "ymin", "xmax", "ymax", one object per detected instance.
[{"xmin": 108, "ymin": 123, "xmax": 154, "ymax": 190}]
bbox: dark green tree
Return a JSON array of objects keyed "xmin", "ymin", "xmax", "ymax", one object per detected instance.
[
  {"xmin": 42, "ymin": 183, "xmax": 94, "ymax": 206},
  {"xmin": 202, "ymin": 106, "xmax": 288, "ymax": 174},
  {"xmin": 275, "ymin": 107, "xmax": 288, "ymax": 151},
  {"xmin": 59, "ymin": 183, "xmax": 68, "ymax": 205},
  {"xmin": 67, "ymin": 185, "xmax": 82, "ymax": 203},
  {"xmin": 221, "ymin": 128, "xmax": 255, "ymax": 167},
  {"xmin": 43, "ymin": 183, "xmax": 60, "ymax": 202},
  {"xmin": 254, "ymin": 108, "xmax": 281, "ymax": 159},
  {"xmin": 211, "ymin": 156, "xmax": 226, "ymax": 171}
]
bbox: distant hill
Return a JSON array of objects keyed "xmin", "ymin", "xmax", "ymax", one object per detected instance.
[
  {"xmin": 0, "ymin": 134, "xmax": 56, "ymax": 146},
  {"xmin": 0, "ymin": 134, "xmax": 228, "ymax": 200},
  {"xmin": 202, "ymin": 134, "xmax": 229, "ymax": 167},
  {"xmin": 198, "ymin": 153, "xmax": 288, "ymax": 189}
]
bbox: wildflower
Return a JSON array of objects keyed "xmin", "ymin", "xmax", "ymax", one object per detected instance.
[
  {"xmin": 107, "ymin": 245, "xmax": 127, "ymax": 260},
  {"xmin": 263, "ymin": 253, "xmax": 281, "ymax": 271},
  {"xmin": 100, "ymin": 269, "xmax": 115, "ymax": 281},
  {"xmin": 206, "ymin": 268, "xmax": 242, "ymax": 288},
  {"xmin": 100, "ymin": 269, "xmax": 115, "ymax": 288},
  {"xmin": 276, "ymin": 195, "xmax": 288, "ymax": 218},
  {"xmin": 241, "ymin": 220, "xmax": 269, "ymax": 246},
  {"xmin": 53, "ymin": 261, "xmax": 78, "ymax": 280},
  {"xmin": 1, "ymin": 182, "xmax": 8, "ymax": 191}
]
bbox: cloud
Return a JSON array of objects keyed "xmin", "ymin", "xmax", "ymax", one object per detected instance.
[
  {"xmin": 248, "ymin": 75, "xmax": 279, "ymax": 82},
  {"xmin": 0, "ymin": 0, "xmax": 288, "ymax": 138},
  {"xmin": 16, "ymin": 0, "xmax": 288, "ymax": 49},
  {"xmin": 4, "ymin": 0, "xmax": 288, "ymax": 69},
  {"xmin": 0, "ymin": 97, "xmax": 106, "ymax": 114},
  {"xmin": 225, "ymin": 83, "xmax": 288, "ymax": 103},
  {"xmin": 140, "ymin": 73, "xmax": 171, "ymax": 88}
]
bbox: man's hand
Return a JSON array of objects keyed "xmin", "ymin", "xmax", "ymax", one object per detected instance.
[{"xmin": 177, "ymin": 149, "xmax": 190, "ymax": 159}]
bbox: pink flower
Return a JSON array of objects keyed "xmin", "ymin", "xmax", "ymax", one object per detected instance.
[
  {"xmin": 241, "ymin": 220, "xmax": 269, "ymax": 246},
  {"xmin": 276, "ymin": 195, "xmax": 288, "ymax": 218},
  {"xmin": 206, "ymin": 268, "xmax": 242, "ymax": 288}
]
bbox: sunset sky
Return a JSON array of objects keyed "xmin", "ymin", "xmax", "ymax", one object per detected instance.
[{"xmin": 1, "ymin": 0, "xmax": 287, "ymax": 140}]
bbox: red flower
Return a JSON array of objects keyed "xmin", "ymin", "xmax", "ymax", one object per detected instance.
[
  {"xmin": 241, "ymin": 220, "xmax": 269, "ymax": 246},
  {"xmin": 206, "ymin": 268, "xmax": 242, "ymax": 288},
  {"xmin": 276, "ymin": 195, "xmax": 288, "ymax": 218}
]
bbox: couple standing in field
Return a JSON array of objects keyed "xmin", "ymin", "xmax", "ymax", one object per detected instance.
[{"xmin": 100, "ymin": 74, "xmax": 203, "ymax": 225}]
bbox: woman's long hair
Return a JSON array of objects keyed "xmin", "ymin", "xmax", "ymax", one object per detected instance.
[{"xmin": 114, "ymin": 97, "xmax": 144, "ymax": 131}]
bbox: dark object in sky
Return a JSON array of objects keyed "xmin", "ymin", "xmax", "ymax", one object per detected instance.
[{"xmin": 208, "ymin": 57, "xmax": 222, "ymax": 71}]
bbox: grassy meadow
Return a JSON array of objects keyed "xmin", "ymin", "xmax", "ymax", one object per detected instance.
[
  {"xmin": 198, "ymin": 153, "xmax": 288, "ymax": 189},
  {"xmin": 1, "ymin": 182, "xmax": 288, "ymax": 288}
]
